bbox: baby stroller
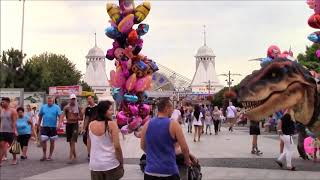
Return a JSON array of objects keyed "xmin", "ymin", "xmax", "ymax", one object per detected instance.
[{"xmin": 140, "ymin": 154, "xmax": 202, "ymax": 180}]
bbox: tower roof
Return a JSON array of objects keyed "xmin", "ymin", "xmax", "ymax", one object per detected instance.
[
  {"xmin": 86, "ymin": 46, "xmax": 105, "ymax": 58},
  {"xmin": 195, "ymin": 45, "xmax": 215, "ymax": 57}
]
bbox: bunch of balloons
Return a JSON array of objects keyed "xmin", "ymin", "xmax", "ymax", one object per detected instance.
[
  {"xmin": 307, "ymin": 0, "xmax": 320, "ymax": 58},
  {"xmin": 104, "ymin": 0, "xmax": 158, "ymax": 137},
  {"xmin": 260, "ymin": 45, "xmax": 294, "ymax": 67}
]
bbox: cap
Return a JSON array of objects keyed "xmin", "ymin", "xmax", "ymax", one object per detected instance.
[{"xmin": 70, "ymin": 94, "xmax": 77, "ymax": 99}]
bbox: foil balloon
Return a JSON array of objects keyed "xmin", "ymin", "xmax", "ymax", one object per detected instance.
[
  {"xmin": 135, "ymin": 75, "xmax": 152, "ymax": 92},
  {"xmin": 315, "ymin": 0, "xmax": 320, "ymax": 13},
  {"xmin": 308, "ymin": 14, "xmax": 320, "ymax": 29},
  {"xmin": 118, "ymin": 14, "xmax": 134, "ymax": 33},
  {"xmin": 115, "ymin": 67, "xmax": 126, "ymax": 87},
  {"xmin": 132, "ymin": 60, "xmax": 148, "ymax": 77},
  {"xmin": 129, "ymin": 116, "xmax": 142, "ymax": 131},
  {"xmin": 106, "ymin": 41, "xmax": 120, "ymax": 60},
  {"xmin": 137, "ymin": 24, "xmax": 149, "ymax": 36},
  {"xmin": 114, "ymin": 48, "xmax": 126, "ymax": 60},
  {"xmin": 308, "ymin": 31, "xmax": 320, "ymax": 43},
  {"xmin": 105, "ymin": 26, "xmax": 122, "ymax": 39},
  {"xmin": 316, "ymin": 49, "xmax": 320, "ymax": 58},
  {"xmin": 124, "ymin": 94, "xmax": 138, "ymax": 103},
  {"xmin": 111, "ymin": 88, "xmax": 123, "ymax": 103},
  {"xmin": 267, "ymin": 45, "xmax": 281, "ymax": 59},
  {"xmin": 119, "ymin": 0, "xmax": 135, "ymax": 15},
  {"xmin": 128, "ymin": 29, "xmax": 139, "ymax": 45},
  {"xmin": 117, "ymin": 111, "xmax": 130, "ymax": 126},
  {"xmin": 106, "ymin": 3, "xmax": 121, "ymax": 24},
  {"xmin": 307, "ymin": 0, "xmax": 316, "ymax": 9},
  {"xmin": 126, "ymin": 73, "xmax": 137, "ymax": 91},
  {"xmin": 134, "ymin": 1, "xmax": 151, "ymax": 24},
  {"xmin": 133, "ymin": 39, "xmax": 143, "ymax": 55},
  {"xmin": 120, "ymin": 125, "xmax": 130, "ymax": 135},
  {"xmin": 140, "ymin": 104, "xmax": 151, "ymax": 116},
  {"xmin": 129, "ymin": 104, "xmax": 139, "ymax": 115},
  {"xmin": 304, "ymin": 137, "xmax": 316, "ymax": 155},
  {"xmin": 110, "ymin": 70, "xmax": 116, "ymax": 87},
  {"xmin": 260, "ymin": 57, "xmax": 273, "ymax": 68}
]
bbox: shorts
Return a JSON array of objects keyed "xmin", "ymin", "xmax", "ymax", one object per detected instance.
[
  {"xmin": 144, "ymin": 174, "xmax": 180, "ymax": 180},
  {"xmin": 250, "ymin": 126, "xmax": 261, "ymax": 135},
  {"xmin": 40, "ymin": 127, "xmax": 58, "ymax": 142},
  {"xmin": 66, "ymin": 123, "xmax": 79, "ymax": 142},
  {"xmin": 0, "ymin": 132, "xmax": 14, "ymax": 144},
  {"xmin": 91, "ymin": 165, "xmax": 124, "ymax": 180},
  {"xmin": 17, "ymin": 134, "xmax": 31, "ymax": 148}
]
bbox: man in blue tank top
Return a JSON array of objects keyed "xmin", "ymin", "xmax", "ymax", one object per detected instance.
[{"xmin": 141, "ymin": 98, "xmax": 191, "ymax": 180}]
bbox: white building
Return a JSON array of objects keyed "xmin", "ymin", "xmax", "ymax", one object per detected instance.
[
  {"xmin": 84, "ymin": 36, "xmax": 112, "ymax": 101},
  {"xmin": 190, "ymin": 28, "xmax": 223, "ymax": 94}
]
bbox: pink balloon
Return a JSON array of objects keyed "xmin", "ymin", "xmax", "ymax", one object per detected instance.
[
  {"xmin": 129, "ymin": 104, "xmax": 139, "ymax": 115},
  {"xmin": 139, "ymin": 104, "xmax": 151, "ymax": 117},
  {"xmin": 316, "ymin": 49, "xmax": 320, "ymax": 58},
  {"xmin": 126, "ymin": 73, "xmax": 137, "ymax": 91},
  {"xmin": 129, "ymin": 116, "xmax": 142, "ymax": 131},
  {"xmin": 267, "ymin": 45, "xmax": 281, "ymax": 59},
  {"xmin": 307, "ymin": 0, "xmax": 315, "ymax": 9},
  {"xmin": 135, "ymin": 75, "xmax": 152, "ymax": 92},
  {"xmin": 304, "ymin": 137, "xmax": 316, "ymax": 155},
  {"xmin": 116, "ymin": 111, "xmax": 130, "ymax": 126},
  {"xmin": 110, "ymin": 70, "xmax": 116, "ymax": 87},
  {"xmin": 115, "ymin": 67, "xmax": 126, "ymax": 87},
  {"xmin": 315, "ymin": 0, "xmax": 320, "ymax": 13}
]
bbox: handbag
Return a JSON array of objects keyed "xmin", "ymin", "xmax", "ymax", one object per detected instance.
[
  {"xmin": 9, "ymin": 138, "xmax": 21, "ymax": 154},
  {"xmin": 187, "ymin": 164, "xmax": 202, "ymax": 180}
]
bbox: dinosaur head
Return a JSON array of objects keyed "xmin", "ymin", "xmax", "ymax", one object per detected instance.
[{"xmin": 238, "ymin": 58, "xmax": 320, "ymax": 136}]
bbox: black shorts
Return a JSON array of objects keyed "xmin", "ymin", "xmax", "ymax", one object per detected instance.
[
  {"xmin": 66, "ymin": 123, "xmax": 79, "ymax": 142},
  {"xmin": 144, "ymin": 174, "xmax": 180, "ymax": 180},
  {"xmin": 0, "ymin": 132, "xmax": 14, "ymax": 144},
  {"xmin": 17, "ymin": 134, "xmax": 31, "ymax": 147},
  {"xmin": 41, "ymin": 127, "xmax": 58, "ymax": 141},
  {"xmin": 250, "ymin": 126, "xmax": 261, "ymax": 135}
]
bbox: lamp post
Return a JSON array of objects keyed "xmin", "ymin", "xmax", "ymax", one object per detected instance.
[
  {"xmin": 20, "ymin": 0, "xmax": 26, "ymax": 53},
  {"xmin": 219, "ymin": 71, "xmax": 241, "ymax": 91}
]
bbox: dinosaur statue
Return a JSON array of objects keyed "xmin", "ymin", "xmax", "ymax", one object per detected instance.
[{"xmin": 237, "ymin": 58, "xmax": 320, "ymax": 137}]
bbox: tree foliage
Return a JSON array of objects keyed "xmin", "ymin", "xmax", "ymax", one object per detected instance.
[
  {"xmin": 0, "ymin": 48, "xmax": 26, "ymax": 88},
  {"xmin": 297, "ymin": 43, "xmax": 320, "ymax": 72},
  {"xmin": 211, "ymin": 84, "xmax": 241, "ymax": 108},
  {"xmin": 23, "ymin": 52, "xmax": 82, "ymax": 92}
]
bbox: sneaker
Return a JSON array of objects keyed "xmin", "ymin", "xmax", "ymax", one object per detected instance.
[
  {"xmin": 251, "ymin": 150, "xmax": 256, "ymax": 154},
  {"xmin": 20, "ymin": 156, "xmax": 27, "ymax": 160},
  {"xmin": 287, "ymin": 166, "xmax": 296, "ymax": 171}
]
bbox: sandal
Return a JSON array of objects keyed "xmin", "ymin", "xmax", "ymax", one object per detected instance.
[
  {"xmin": 40, "ymin": 157, "xmax": 46, "ymax": 161},
  {"xmin": 11, "ymin": 160, "xmax": 18, "ymax": 165},
  {"xmin": 46, "ymin": 157, "xmax": 53, "ymax": 161},
  {"xmin": 287, "ymin": 166, "xmax": 296, "ymax": 171}
]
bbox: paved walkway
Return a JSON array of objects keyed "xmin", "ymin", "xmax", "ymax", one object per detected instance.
[{"xmin": 1, "ymin": 125, "xmax": 320, "ymax": 180}]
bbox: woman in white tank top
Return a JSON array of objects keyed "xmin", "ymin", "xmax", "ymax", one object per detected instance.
[{"xmin": 88, "ymin": 101, "xmax": 124, "ymax": 180}]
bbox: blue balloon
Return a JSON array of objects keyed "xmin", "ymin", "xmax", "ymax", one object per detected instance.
[
  {"xmin": 124, "ymin": 94, "xmax": 138, "ymax": 103},
  {"xmin": 105, "ymin": 26, "xmax": 122, "ymax": 39},
  {"xmin": 260, "ymin": 57, "xmax": 273, "ymax": 68},
  {"xmin": 111, "ymin": 88, "xmax": 122, "ymax": 103},
  {"xmin": 308, "ymin": 32, "xmax": 320, "ymax": 43},
  {"xmin": 137, "ymin": 24, "xmax": 149, "ymax": 37}
]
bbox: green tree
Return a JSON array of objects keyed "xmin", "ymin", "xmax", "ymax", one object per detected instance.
[
  {"xmin": 80, "ymin": 81, "xmax": 93, "ymax": 92},
  {"xmin": 23, "ymin": 52, "xmax": 82, "ymax": 92},
  {"xmin": 0, "ymin": 48, "xmax": 26, "ymax": 88},
  {"xmin": 297, "ymin": 43, "xmax": 320, "ymax": 72},
  {"xmin": 211, "ymin": 84, "xmax": 241, "ymax": 108}
]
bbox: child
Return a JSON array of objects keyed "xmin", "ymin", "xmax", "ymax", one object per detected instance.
[{"xmin": 205, "ymin": 111, "xmax": 213, "ymax": 135}]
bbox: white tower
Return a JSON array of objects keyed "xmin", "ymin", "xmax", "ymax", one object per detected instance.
[
  {"xmin": 84, "ymin": 33, "xmax": 110, "ymax": 95},
  {"xmin": 191, "ymin": 26, "xmax": 223, "ymax": 94}
]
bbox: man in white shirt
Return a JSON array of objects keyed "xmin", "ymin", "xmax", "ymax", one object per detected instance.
[
  {"xmin": 226, "ymin": 102, "xmax": 237, "ymax": 132},
  {"xmin": 171, "ymin": 106, "xmax": 182, "ymax": 124}
]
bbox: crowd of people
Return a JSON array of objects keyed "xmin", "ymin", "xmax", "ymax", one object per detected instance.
[{"xmin": 1, "ymin": 95, "xmax": 320, "ymax": 179}]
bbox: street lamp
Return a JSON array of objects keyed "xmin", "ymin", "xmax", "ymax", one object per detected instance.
[
  {"xmin": 219, "ymin": 71, "xmax": 241, "ymax": 91},
  {"xmin": 20, "ymin": 0, "xmax": 26, "ymax": 53}
]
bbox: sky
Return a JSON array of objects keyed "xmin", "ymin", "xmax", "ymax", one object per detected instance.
[{"xmin": 0, "ymin": 0, "xmax": 315, "ymax": 86}]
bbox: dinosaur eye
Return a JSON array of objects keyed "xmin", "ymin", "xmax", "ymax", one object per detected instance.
[{"xmin": 271, "ymin": 73, "xmax": 276, "ymax": 78}]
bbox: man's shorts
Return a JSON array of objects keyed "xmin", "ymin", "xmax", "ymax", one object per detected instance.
[
  {"xmin": 0, "ymin": 132, "xmax": 14, "ymax": 144},
  {"xmin": 40, "ymin": 127, "xmax": 58, "ymax": 142},
  {"xmin": 66, "ymin": 123, "xmax": 79, "ymax": 142}
]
